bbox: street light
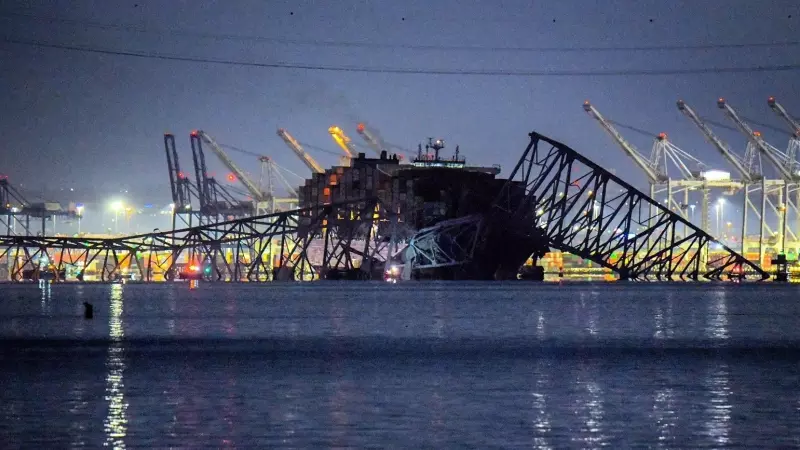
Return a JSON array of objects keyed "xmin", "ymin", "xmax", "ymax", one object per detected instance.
[
  {"xmin": 111, "ymin": 201, "xmax": 124, "ymax": 234},
  {"xmin": 76, "ymin": 204, "xmax": 84, "ymax": 234},
  {"xmin": 716, "ymin": 198, "xmax": 726, "ymax": 237}
]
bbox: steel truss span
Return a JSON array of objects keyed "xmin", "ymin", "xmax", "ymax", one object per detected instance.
[
  {"xmin": 0, "ymin": 199, "xmax": 391, "ymax": 283},
  {"xmin": 496, "ymin": 132, "xmax": 769, "ymax": 281}
]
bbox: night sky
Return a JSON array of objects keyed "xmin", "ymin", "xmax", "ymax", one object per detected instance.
[{"xmin": 1, "ymin": 0, "xmax": 799, "ymax": 208}]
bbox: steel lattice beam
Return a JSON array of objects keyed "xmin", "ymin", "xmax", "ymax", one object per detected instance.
[
  {"xmin": 495, "ymin": 132, "xmax": 769, "ymax": 281},
  {"xmin": 0, "ymin": 198, "xmax": 389, "ymax": 283}
]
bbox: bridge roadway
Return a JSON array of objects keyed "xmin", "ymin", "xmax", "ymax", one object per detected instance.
[{"xmin": 0, "ymin": 132, "xmax": 771, "ymax": 282}]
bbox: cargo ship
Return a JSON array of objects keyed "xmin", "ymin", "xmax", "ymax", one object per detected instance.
[{"xmin": 298, "ymin": 138, "xmax": 549, "ymax": 280}]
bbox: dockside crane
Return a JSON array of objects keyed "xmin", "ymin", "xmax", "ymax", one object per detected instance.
[
  {"xmin": 164, "ymin": 133, "xmax": 199, "ymax": 229},
  {"xmin": 718, "ymin": 98, "xmax": 799, "ymax": 253},
  {"xmin": 583, "ymin": 100, "xmax": 713, "ymax": 235},
  {"xmin": 583, "ymin": 101, "xmax": 665, "ymax": 184},
  {"xmin": 277, "ymin": 128, "xmax": 324, "ymax": 174},
  {"xmin": 328, "ymin": 126, "xmax": 355, "ymax": 165},
  {"xmin": 195, "ymin": 130, "xmax": 268, "ymax": 203},
  {"xmin": 767, "ymin": 97, "xmax": 800, "ymax": 176},
  {"xmin": 356, "ymin": 123, "xmax": 382, "ymax": 156},
  {"xmin": 768, "ymin": 96, "xmax": 800, "ymax": 248},
  {"xmin": 677, "ymin": 100, "xmax": 774, "ymax": 257},
  {"xmin": 677, "ymin": 100, "xmax": 759, "ymax": 183},
  {"xmin": 718, "ymin": 99, "xmax": 797, "ymax": 182},
  {"xmin": 768, "ymin": 97, "xmax": 800, "ymax": 137},
  {"xmin": 357, "ymin": 123, "xmax": 407, "ymax": 161},
  {"xmin": 189, "ymin": 132, "xmax": 252, "ymax": 224}
]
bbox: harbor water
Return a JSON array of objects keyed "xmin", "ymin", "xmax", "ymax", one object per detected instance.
[{"xmin": 1, "ymin": 281, "xmax": 799, "ymax": 448}]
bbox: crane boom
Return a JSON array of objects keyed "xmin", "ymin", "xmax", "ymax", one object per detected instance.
[
  {"xmin": 767, "ymin": 97, "xmax": 800, "ymax": 137},
  {"xmin": 328, "ymin": 126, "xmax": 355, "ymax": 157},
  {"xmin": 356, "ymin": 123, "xmax": 384, "ymax": 156},
  {"xmin": 717, "ymin": 98, "xmax": 795, "ymax": 181},
  {"xmin": 583, "ymin": 101, "xmax": 663, "ymax": 183},
  {"xmin": 677, "ymin": 100, "xmax": 756, "ymax": 182},
  {"xmin": 196, "ymin": 130, "xmax": 267, "ymax": 201},
  {"xmin": 277, "ymin": 128, "xmax": 324, "ymax": 174}
]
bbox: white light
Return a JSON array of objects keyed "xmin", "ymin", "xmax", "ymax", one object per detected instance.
[
  {"xmin": 111, "ymin": 201, "xmax": 124, "ymax": 211},
  {"xmin": 701, "ymin": 170, "xmax": 731, "ymax": 181},
  {"xmin": 717, "ymin": 198, "xmax": 726, "ymax": 205}
]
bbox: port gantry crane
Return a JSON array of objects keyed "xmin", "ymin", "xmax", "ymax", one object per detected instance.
[
  {"xmin": 767, "ymin": 96, "xmax": 800, "ymax": 250},
  {"xmin": 717, "ymin": 98, "xmax": 800, "ymax": 255},
  {"xmin": 677, "ymin": 100, "xmax": 779, "ymax": 261},
  {"xmin": 164, "ymin": 133, "xmax": 201, "ymax": 229},
  {"xmin": 277, "ymin": 128, "xmax": 325, "ymax": 175},
  {"xmin": 194, "ymin": 130, "xmax": 276, "ymax": 215},
  {"xmin": 356, "ymin": 123, "xmax": 383, "ymax": 157},
  {"xmin": 213, "ymin": 142, "xmax": 302, "ymax": 214},
  {"xmin": 357, "ymin": 123, "xmax": 409, "ymax": 161},
  {"xmin": 583, "ymin": 101, "xmax": 719, "ymax": 247},
  {"xmin": 328, "ymin": 126, "xmax": 355, "ymax": 166}
]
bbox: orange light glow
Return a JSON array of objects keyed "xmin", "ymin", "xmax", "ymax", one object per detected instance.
[
  {"xmin": 357, "ymin": 123, "xmax": 365, "ymax": 132},
  {"xmin": 658, "ymin": 132, "xmax": 667, "ymax": 140},
  {"xmin": 753, "ymin": 131, "xmax": 762, "ymax": 137}
]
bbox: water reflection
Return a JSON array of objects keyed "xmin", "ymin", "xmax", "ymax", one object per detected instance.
[
  {"xmin": 654, "ymin": 293, "xmax": 675, "ymax": 340},
  {"xmin": 69, "ymin": 382, "xmax": 88, "ymax": 449},
  {"xmin": 572, "ymin": 368, "xmax": 607, "ymax": 449},
  {"xmin": 222, "ymin": 291, "xmax": 237, "ymax": 336},
  {"xmin": 706, "ymin": 291, "xmax": 729, "ymax": 340},
  {"xmin": 536, "ymin": 311, "xmax": 546, "ymax": 339},
  {"xmin": 73, "ymin": 284, "xmax": 86, "ymax": 336},
  {"xmin": 703, "ymin": 363, "xmax": 731, "ymax": 447},
  {"xmin": 432, "ymin": 296, "xmax": 446, "ymax": 338},
  {"xmin": 652, "ymin": 387, "xmax": 676, "ymax": 447},
  {"xmin": 39, "ymin": 279, "xmax": 51, "ymax": 314},
  {"xmin": 103, "ymin": 284, "xmax": 128, "ymax": 449},
  {"xmin": 576, "ymin": 292, "xmax": 600, "ymax": 336},
  {"xmin": 531, "ymin": 359, "xmax": 553, "ymax": 450}
]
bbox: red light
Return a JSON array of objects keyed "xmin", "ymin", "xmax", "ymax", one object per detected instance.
[
  {"xmin": 753, "ymin": 131, "xmax": 762, "ymax": 137},
  {"xmin": 658, "ymin": 132, "xmax": 667, "ymax": 140},
  {"xmin": 227, "ymin": 173, "xmax": 237, "ymax": 182},
  {"xmin": 177, "ymin": 171, "xmax": 185, "ymax": 179},
  {"xmin": 357, "ymin": 123, "xmax": 365, "ymax": 132}
]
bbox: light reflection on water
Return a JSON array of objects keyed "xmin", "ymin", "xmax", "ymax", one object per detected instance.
[
  {"xmin": 1, "ymin": 283, "xmax": 799, "ymax": 447},
  {"xmin": 572, "ymin": 371, "xmax": 607, "ymax": 449},
  {"xmin": 654, "ymin": 293, "xmax": 675, "ymax": 340},
  {"xmin": 103, "ymin": 284, "xmax": 128, "ymax": 449},
  {"xmin": 706, "ymin": 290, "xmax": 729, "ymax": 340},
  {"xmin": 531, "ymin": 359, "xmax": 553, "ymax": 450},
  {"xmin": 704, "ymin": 363, "xmax": 731, "ymax": 447}
]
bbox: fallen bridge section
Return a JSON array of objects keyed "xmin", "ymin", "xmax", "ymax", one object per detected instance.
[
  {"xmin": 0, "ymin": 198, "xmax": 392, "ymax": 282},
  {"xmin": 492, "ymin": 132, "xmax": 769, "ymax": 281}
]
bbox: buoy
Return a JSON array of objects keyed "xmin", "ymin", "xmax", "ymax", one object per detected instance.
[{"xmin": 83, "ymin": 302, "xmax": 94, "ymax": 319}]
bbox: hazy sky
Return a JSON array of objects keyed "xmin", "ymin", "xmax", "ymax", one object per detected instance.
[{"xmin": 1, "ymin": 0, "xmax": 799, "ymax": 204}]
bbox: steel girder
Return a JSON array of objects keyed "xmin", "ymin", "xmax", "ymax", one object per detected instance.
[
  {"xmin": 396, "ymin": 214, "xmax": 483, "ymax": 277},
  {"xmin": 0, "ymin": 198, "xmax": 389, "ymax": 283},
  {"xmin": 494, "ymin": 132, "xmax": 768, "ymax": 281}
]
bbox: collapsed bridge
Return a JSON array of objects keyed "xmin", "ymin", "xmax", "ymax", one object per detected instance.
[{"xmin": 0, "ymin": 132, "xmax": 769, "ymax": 282}]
